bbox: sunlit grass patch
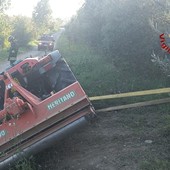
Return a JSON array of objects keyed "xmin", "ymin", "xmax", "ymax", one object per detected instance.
[
  {"xmin": 140, "ymin": 159, "xmax": 170, "ymax": 170},
  {"xmin": 0, "ymin": 49, "xmax": 8, "ymax": 61}
]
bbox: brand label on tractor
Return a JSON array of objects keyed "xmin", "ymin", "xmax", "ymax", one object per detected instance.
[
  {"xmin": 0, "ymin": 130, "xmax": 6, "ymax": 138},
  {"xmin": 47, "ymin": 91, "xmax": 76, "ymax": 110}
]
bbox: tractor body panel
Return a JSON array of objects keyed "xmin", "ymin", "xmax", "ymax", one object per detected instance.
[{"xmin": 0, "ymin": 50, "xmax": 95, "ymax": 168}]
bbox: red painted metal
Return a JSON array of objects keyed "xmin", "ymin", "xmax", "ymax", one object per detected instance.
[
  {"xmin": 0, "ymin": 81, "xmax": 91, "ymax": 146},
  {"xmin": 0, "ymin": 51, "xmax": 95, "ymax": 165}
]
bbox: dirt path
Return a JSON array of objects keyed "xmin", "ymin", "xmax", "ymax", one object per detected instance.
[
  {"xmin": 35, "ymin": 105, "xmax": 170, "ymax": 170},
  {"xmin": 0, "ymin": 30, "xmax": 64, "ymax": 72}
]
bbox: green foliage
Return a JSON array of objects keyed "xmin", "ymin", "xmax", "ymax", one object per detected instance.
[
  {"xmin": 0, "ymin": 0, "xmax": 63, "ymax": 50},
  {"xmin": 0, "ymin": 14, "xmax": 12, "ymax": 48},
  {"xmin": 49, "ymin": 18, "xmax": 63, "ymax": 33},
  {"xmin": 0, "ymin": 48, "xmax": 8, "ymax": 60},
  {"xmin": 32, "ymin": 0, "xmax": 52, "ymax": 35},
  {"xmin": 11, "ymin": 16, "xmax": 34, "ymax": 47},
  {"xmin": 0, "ymin": 0, "xmax": 11, "ymax": 13},
  {"xmin": 66, "ymin": 0, "xmax": 161, "ymax": 76},
  {"xmin": 150, "ymin": 0, "xmax": 170, "ymax": 31},
  {"xmin": 160, "ymin": 114, "xmax": 170, "ymax": 137},
  {"xmin": 140, "ymin": 159, "xmax": 170, "ymax": 170},
  {"xmin": 66, "ymin": 0, "xmax": 170, "ymax": 66},
  {"xmin": 58, "ymin": 35, "xmax": 169, "ymax": 98},
  {"xmin": 10, "ymin": 157, "xmax": 36, "ymax": 170}
]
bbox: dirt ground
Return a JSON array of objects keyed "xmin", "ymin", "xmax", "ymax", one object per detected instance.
[{"xmin": 34, "ymin": 104, "xmax": 170, "ymax": 170}]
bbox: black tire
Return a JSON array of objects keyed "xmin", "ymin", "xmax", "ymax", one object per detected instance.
[{"xmin": 54, "ymin": 58, "xmax": 76, "ymax": 91}]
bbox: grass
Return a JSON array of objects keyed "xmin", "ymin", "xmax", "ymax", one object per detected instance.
[
  {"xmin": 0, "ymin": 48, "xmax": 8, "ymax": 61},
  {"xmin": 58, "ymin": 35, "xmax": 170, "ymax": 111},
  {"xmin": 0, "ymin": 40, "xmax": 36, "ymax": 63},
  {"xmin": 140, "ymin": 159, "xmax": 170, "ymax": 170},
  {"xmin": 28, "ymin": 40, "xmax": 38, "ymax": 47},
  {"xmin": 58, "ymin": 35, "xmax": 169, "ymax": 98},
  {"xmin": 10, "ymin": 157, "xmax": 36, "ymax": 170},
  {"xmin": 57, "ymin": 35, "xmax": 170, "ymax": 170},
  {"xmin": 161, "ymin": 114, "xmax": 170, "ymax": 137}
]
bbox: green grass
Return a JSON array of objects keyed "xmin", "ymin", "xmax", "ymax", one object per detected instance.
[
  {"xmin": 140, "ymin": 159, "xmax": 170, "ymax": 170},
  {"xmin": 28, "ymin": 40, "xmax": 38, "ymax": 47},
  {"xmin": 0, "ymin": 42, "xmax": 35, "ymax": 63},
  {"xmin": 58, "ymin": 35, "xmax": 169, "ymax": 98},
  {"xmin": 161, "ymin": 114, "xmax": 170, "ymax": 137},
  {"xmin": 57, "ymin": 35, "xmax": 170, "ymax": 111},
  {"xmin": 0, "ymin": 48, "xmax": 8, "ymax": 61},
  {"xmin": 10, "ymin": 157, "xmax": 36, "ymax": 170}
]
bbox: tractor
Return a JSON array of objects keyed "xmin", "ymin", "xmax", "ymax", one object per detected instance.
[{"xmin": 0, "ymin": 50, "xmax": 95, "ymax": 169}]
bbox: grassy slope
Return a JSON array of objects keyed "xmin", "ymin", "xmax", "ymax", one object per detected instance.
[
  {"xmin": 57, "ymin": 35, "xmax": 170, "ymax": 170},
  {"xmin": 58, "ymin": 35, "xmax": 170, "ymax": 107},
  {"xmin": 9, "ymin": 35, "xmax": 170, "ymax": 170},
  {"xmin": 58, "ymin": 36, "xmax": 169, "ymax": 94}
]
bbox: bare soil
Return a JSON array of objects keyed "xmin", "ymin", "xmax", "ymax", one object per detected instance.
[{"xmin": 35, "ymin": 105, "xmax": 170, "ymax": 170}]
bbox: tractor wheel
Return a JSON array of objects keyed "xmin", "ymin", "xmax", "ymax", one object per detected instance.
[{"xmin": 54, "ymin": 58, "xmax": 76, "ymax": 92}]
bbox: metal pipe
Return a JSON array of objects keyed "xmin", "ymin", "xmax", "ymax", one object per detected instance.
[{"xmin": 0, "ymin": 116, "xmax": 87, "ymax": 170}]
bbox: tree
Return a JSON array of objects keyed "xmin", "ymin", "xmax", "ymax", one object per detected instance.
[
  {"xmin": 66, "ymin": 0, "xmax": 167, "ymax": 55},
  {"xmin": 65, "ymin": 0, "xmax": 170, "ymax": 76},
  {"xmin": 32, "ymin": 0, "xmax": 52, "ymax": 35},
  {"xmin": 0, "ymin": 14, "xmax": 12, "ymax": 48},
  {"xmin": 0, "ymin": 0, "xmax": 11, "ymax": 48},
  {"xmin": 0, "ymin": 0, "xmax": 11, "ymax": 13},
  {"xmin": 48, "ymin": 18, "xmax": 63, "ymax": 33},
  {"xmin": 11, "ymin": 16, "xmax": 34, "ymax": 47}
]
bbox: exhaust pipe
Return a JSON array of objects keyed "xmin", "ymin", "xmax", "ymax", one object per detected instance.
[{"xmin": 0, "ymin": 116, "xmax": 87, "ymax": 170}]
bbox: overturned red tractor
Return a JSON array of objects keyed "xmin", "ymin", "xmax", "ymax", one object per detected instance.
[{"xmin": 0, "ymin": 50, "xmax": 95, "ymax": 169}]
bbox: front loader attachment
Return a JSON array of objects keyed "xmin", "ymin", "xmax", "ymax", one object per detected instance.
[{"xmin": 0, "ymin": 51, "xmax": 95, "ymax": 169}]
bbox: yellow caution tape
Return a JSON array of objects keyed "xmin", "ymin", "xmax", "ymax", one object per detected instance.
[
  {"xmin": 96, "ymin": 97, "xmax": 170, "ymax": 112},
  {"xmin": 89, "ymin": 87, "xmax": 170, "ymax": 101}
]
